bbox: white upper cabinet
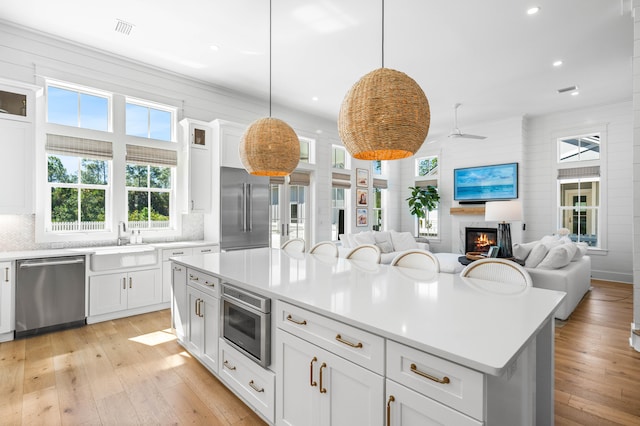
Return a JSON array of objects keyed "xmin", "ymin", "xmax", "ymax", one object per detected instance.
[
  {"xmin": 211, "ymin": 119, "xmax": 246, "ymax": 169},
  {"xmin": 0, "ymin": 80, "xmax": 38, "ymax": 214},
  {"xmin": 180, "ymin": 119, "xmax": 212, "ymax": 213}
]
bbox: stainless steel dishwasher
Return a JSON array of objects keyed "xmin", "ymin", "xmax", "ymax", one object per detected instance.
[{"xmin": 15, "ymin": 255, "xmax": 86, "ymax": 338}]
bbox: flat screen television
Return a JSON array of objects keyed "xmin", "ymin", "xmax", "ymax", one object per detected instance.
[{"xmin": 453, "ymin": 162, "xmax": 518, "ymax": 203}]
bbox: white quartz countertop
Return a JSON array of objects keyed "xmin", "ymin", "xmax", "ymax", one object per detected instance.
[
  {"xmin": 0, "ymin": 240, "xmax": 217, "ymax": 261},
  {"xmin": 172, "ymin": 248, "xmax": 566, "ymax": 376}
]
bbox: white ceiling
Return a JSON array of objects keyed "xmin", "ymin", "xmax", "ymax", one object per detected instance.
[{"xmin": 0, "ymin": 0, "xmax": 633, "ymax": 140}]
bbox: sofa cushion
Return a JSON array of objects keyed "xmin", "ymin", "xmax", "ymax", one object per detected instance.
[
  {"xmin": 376, "ymin": 241, "xmax": 394, "ymax": 253},
  {"xmin": 353, "ymin": 231, "xmax": 376, "ymax": 246},
  {"xmin": 390, "ymin": 231, "xmax": 418, "ymax": 251},
  {"xmin": 537, "ymin": 243, "xmax": 577, "ymax": 269},
  {"xmin": 524, "ymin": 243, "xmax": 549, "ymax": 268},
  {"xmin": 572, "ymin": 242, "xmax": 588, "ymax": 261},
  {"xmin": 513, "ymin": 241, "xmax": 539, "ymax": 261},
  {"xmin": 339, "ymin": 234, "xmax": 350, "ymax": 249}
]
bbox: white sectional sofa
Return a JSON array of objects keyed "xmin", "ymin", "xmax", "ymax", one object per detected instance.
[
  {"xmin": 338, "ymin": 230, "xmax": 429, "ymax": 264},
  {"xmin": 514, "ymin": 235, "xmax": 592, "ymax": 320}
]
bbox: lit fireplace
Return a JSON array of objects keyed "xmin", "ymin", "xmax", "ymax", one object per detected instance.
[{"xmin": 465, "ymin": 227, "xmax": 498, "ymax": 253}]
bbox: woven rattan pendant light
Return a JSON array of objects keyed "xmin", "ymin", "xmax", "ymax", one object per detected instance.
[
  {"xmin": 338, "ymin": 0, "xmax": 430, "ymax": 160},
  {"xmin": 240, "ymin": 0, "xmax": 299, "ymax": 176}
]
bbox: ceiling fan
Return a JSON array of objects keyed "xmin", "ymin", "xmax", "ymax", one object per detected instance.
[{"xmin": 447, "ymin": 103, "xmax": 487, "ymax": 140}]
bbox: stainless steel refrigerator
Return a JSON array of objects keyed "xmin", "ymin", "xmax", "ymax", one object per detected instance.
[{"xmin": 219, "ymin": 166, "xmax": 270, "ymax": 251}]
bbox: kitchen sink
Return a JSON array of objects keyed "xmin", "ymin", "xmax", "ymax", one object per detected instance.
[{"xmin": 86, "ymin": 245, "xmax": 158, "ymax": 272}]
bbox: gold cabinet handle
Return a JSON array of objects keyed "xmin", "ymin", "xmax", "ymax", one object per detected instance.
[
  {"xmin": 223, "ymin": 360, "xmax": 236, "ymax": 371},
  {"xmin": 248, "ymin": 380, "xmax": 264, "ymax": 393},
  {"xmin": 174, "ymin": 266, "xmax": 182, "ymax": 271},
  {"xmin": 4, "ymin": 267, "xmax": 8, "ymax": 282},
  {"xmin": 195, "ymin": 298, "xmax": 200, "ymax": 317},
  {"xmin": 386, "ymin": 395, "xmax": 395, "ymax": 426},
  {"xmin": 129, "ymin": 277, "xmax": 132, "ymax": 289},
  {"xmin": 122, "ymin": 277, "xmax": 126, "ymax": 290},
  {"xmin": 286, "ymin": 314, "xmax": 307, "ymax": 325},
  {"xmin": 319, "ymin": 362, "xmax": 327, "ymax": 394},
  {"xmin": 309, "ymin": 356, "xmax": 318, "ymax": 387},
  {"xmin": 189, "ymin": 274, "xmax": 199, "ymax": 281},
  {"xmin": 198, "ymin": 299, "xmax": 204, "ymax": 317},
  {"xmin": 335, "ymin": 334, "xmax": 363, "ymax": 348},
  {"xmin": 410, "ymin": 363, "xmax": 450, "ymax": 384}
]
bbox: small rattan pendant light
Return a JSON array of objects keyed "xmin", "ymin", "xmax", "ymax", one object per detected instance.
[
  {"xmin": 338, "ymin": 0, "xmax": 430, "ymax": 160},
  {"xmin": 240, "ymin": 0, "xmax": 300, "ymax": 176}
]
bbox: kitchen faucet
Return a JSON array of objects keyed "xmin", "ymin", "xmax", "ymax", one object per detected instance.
[{"xmin": 117, "ymin": 221, "xmax": 129, "ymax": 245}]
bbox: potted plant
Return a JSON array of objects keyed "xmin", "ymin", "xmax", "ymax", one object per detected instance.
[{"xmin": 406, "ymin": 185, "xmax": 440, "ymax": 236}]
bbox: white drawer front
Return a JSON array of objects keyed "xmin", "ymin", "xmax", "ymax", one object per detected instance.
[
  {"xmin": 187, "ymin": 268, "xmax": 221, "ymax": 297},
  {"xmin": 386, "ymin": 340, "xmax": 485, "ymax": 420},
  {"xmin": 276, "ymin": 300, "xmax": 384, "ymax": 375},
  {"xmin": 219, "ymin": 339, "xmax": 275, "ymax": 423},
  {"xmin": 162, "ymin": 247, "xmax": 193, "ymax": 261},
  {"xmin": 194, "ymin": 245, "xmax": 219, "ymax": 254}
]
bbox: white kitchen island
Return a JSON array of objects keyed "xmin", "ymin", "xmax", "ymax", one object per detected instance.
[{"xmin": 172, "ymin": 247, "xmax": 565, "ymax": 425}]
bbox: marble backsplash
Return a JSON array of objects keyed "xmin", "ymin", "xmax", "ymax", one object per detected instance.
[{"xmin": 0, "ymin": 214, "xmax": 204, "ymax": 252}]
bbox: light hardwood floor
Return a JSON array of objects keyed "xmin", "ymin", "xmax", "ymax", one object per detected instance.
[{"xmin": 0, "ymin": 280, "xmax": 638, "ymax": 425}]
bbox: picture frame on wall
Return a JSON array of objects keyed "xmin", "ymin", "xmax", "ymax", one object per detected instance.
[
  {"xmin": 193, "ymin": 128, "xmax": 206, "ymax": 147},
  {"xmin": 356, "ymin": 208, "xmax": 368, "ymax": 226},
  {"xmin": 356, "ymin": 188, "xmax": 368, "ymax": 206},
  {"xmin": 356, "ymin": 168, "xmax": 369, "ymax": 187}
]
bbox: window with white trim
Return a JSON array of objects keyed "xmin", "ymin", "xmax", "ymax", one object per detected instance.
[
  {"xmin": 47, "ymin": 82, "xmax": 110, "ymax": 131},
  {"xmin": 332, "ymin": 145, "xmax": 349, "ymax": 169},
  {"xmin": 299, "ymin": 137, "xmax": 315, "ymax": 164},
  {"xmin": 557, "ymin": 133, "xmax": 601, "ymax": 247},
  {"xmin": 415, "ymin": 155, "xmax": 439, "ymax": 238},
  {"xmin": 331, "ymin": 172, "xmax": 350, "ymax": 241},
  {"xmin": 126, "ymin": 98, "xmax": 174, "ymax": 141},
  {"xmin": 45, "ymin": 135, "xmax": 111, "ymax": 232},
  {"xmin": 372, "ymin": 178, "xmax": 387, "ymax": 231}
]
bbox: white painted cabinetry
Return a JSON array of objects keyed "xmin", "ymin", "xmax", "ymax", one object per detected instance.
[
  {"xmin": 0, "ymin": 262, "xmax": 13, "ymax": 341},
  {"xmin": 211, "ymin": 119, "xmax": 245, "ymax": 169},
  {"xmin": 160, "ymin": 244, "xmax": 218, "ymax": 303},
  {"xmin": 185, "ymin": 268, "xmax": 220, "ymax": 373},
  {"xmin": 171, "ymin": 263, "xmax": 187, "ymax": 342},
  {"xmin": 0, "ymin": 111, "xmax": 33, "ymax": 214},
  {"xmin": 89, "ymin": 268, "xmax": 161, "ymax": 317},
  {"xmin": 180, "ymin": 119, "xmax": 212, "ymax": 213},
  {"xmin": 276, "ymin": 301, "xmax": 385, "ymax": 426}
]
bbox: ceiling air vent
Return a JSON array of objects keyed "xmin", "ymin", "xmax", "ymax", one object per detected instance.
[
  {"xmin": 114, "ymin": 19, "xmax": 134, "ymax": 36},
  {"xmin": 557, "ymin": 85, "xmax": 579, "ymax": 94}
]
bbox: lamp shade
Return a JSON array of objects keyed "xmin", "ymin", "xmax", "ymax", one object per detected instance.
[
  {"xmin": 484, "ymin": 200, "xmax": 523, "ymax": 222},
  {"xmin": 338, "ymin": 67, "xmax": 430, "ymax": 160},
  {"xmin": 240, "ymin": 117, "xmax": 300, "ymax": 176}
]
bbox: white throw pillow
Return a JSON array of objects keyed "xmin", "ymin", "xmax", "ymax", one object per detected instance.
[
  {"xmin": 374, "ymin": 231, "xmax": 393, "ymax": 247},
  {"xmin": 541, "ymin": 234, "xmax": 560, "ymax": 244},
  {"xmin": 572, "ymin": 242, "xmax": 588, "ymax": 261},
  {"xmin": 538, "ymin": 243, "xmax": 577, "ymax": 269},
  {"xmin": 390, "ymin": 231, "xmax": 418, "ymax": 251},
  {"xmin": 353, "ymin": 231, "xmax": 376, "ymax": 246},
  {"xmin": 376, "ymin": 241, "xmax": 394, "ymax": 253},
  {"xmin": 513, "ymin": 241, "xmax": 539, "ymax": 261},
  {"xmin": 525, "ymin": 243, "xmax": 549, "ymax": 268}
]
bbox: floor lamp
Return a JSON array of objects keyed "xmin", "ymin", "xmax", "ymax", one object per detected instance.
[{"xmin": 484, "ymin": 200, "xmax": 523, "ymax": 258}]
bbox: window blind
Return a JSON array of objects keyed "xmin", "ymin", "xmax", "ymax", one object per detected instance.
[
  {"xmin": 415, "ymin": 178, "xmax": 438, "ymax": 188},
  {"xmin": 332, "ymin": 172, "xmax": 351, "ymax": 189},
  {"xmin": 372, "ymin": 178, "xmax": 388, "ymax": 189},
  {"xmin": 288, "ymin": 171, "xmax": 311, "ymax": 186},
  {"xmin": 269, "ymin": 176, "xmax": 286, "ymax": 185},
  {"xmin": 46, "ymin": 134, "xmax": 113, "ymax": 160},
  {"xmin": 125, "ymin": 144, "xmax": 178, "ymax": 167},
  {"xmin": 557, "ymin": 166, "xmax": 600, "ymax": 179}
]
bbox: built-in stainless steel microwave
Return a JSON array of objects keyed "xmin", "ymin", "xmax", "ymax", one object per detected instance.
[{"xmin": 221, "ymin": 283, "xmax": 271, "ymax": 367}]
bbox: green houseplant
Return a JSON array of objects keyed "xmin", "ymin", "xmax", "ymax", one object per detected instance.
[{"xmin": 406, "ymin": 185, "xmax": 440, "ymax": 235}]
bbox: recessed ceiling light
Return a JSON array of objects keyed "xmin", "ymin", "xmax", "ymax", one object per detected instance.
[
  {"xmin": 571, "ymin": 91, "xmax": 579, "ymax": 96},
  {"xmin": 210, "ymin": 45, "xmax": 220, "ymax": 51},
  {"xmin": 312, "ymin": 96, "xmax": 319, "ymax": 101},
  {"xmin": 316, "ymin": 129, "xmax": 323, "ymax": 134},
  {"xmin": 527, "ymin": 6, "xmax": 541, "ymax": 15},
  {"xmin": 553, "ymin": 60, "xmax": 563, "ymax": 67}
]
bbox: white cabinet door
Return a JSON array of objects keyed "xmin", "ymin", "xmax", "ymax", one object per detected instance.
[
  {"xmin": 171, "ymin": 263, "xmax": 188, "ymax": 342},
  {"xmin": 277, "ymin": 329, "xmax": 384, "ymax": 426},
  {"xmin": 0, "ymin": 119, "xmax": 32, "ymax": 214},
  {"xmin": 181, "ymin": 119, "xmax": 212, "ymax": 214},
  {"xmin": 89, "ymin": 273, "xmax": 127, "ymax": 316},
  {"xmin": 0, "ymin": 262, "xmax": 13, "ymax": 335},
  {"xmin": 127, "ymin": 269, "xmax": 161, "ymax": 309},
  {"xmin": 186, "ymin": 285, "xmax": 219, "ymax": 372},
  {"xmin": 214, "ymin": 120, "xmax": 245, "ymax": 169},
  {"xmin": 385, "ymin": 380, "xmax": 482, "ymax": 426}
]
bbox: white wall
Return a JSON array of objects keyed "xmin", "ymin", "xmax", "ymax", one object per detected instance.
[{"xmin": 525, "ymin": 102, "xmax": 633, "ymax": 283}]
